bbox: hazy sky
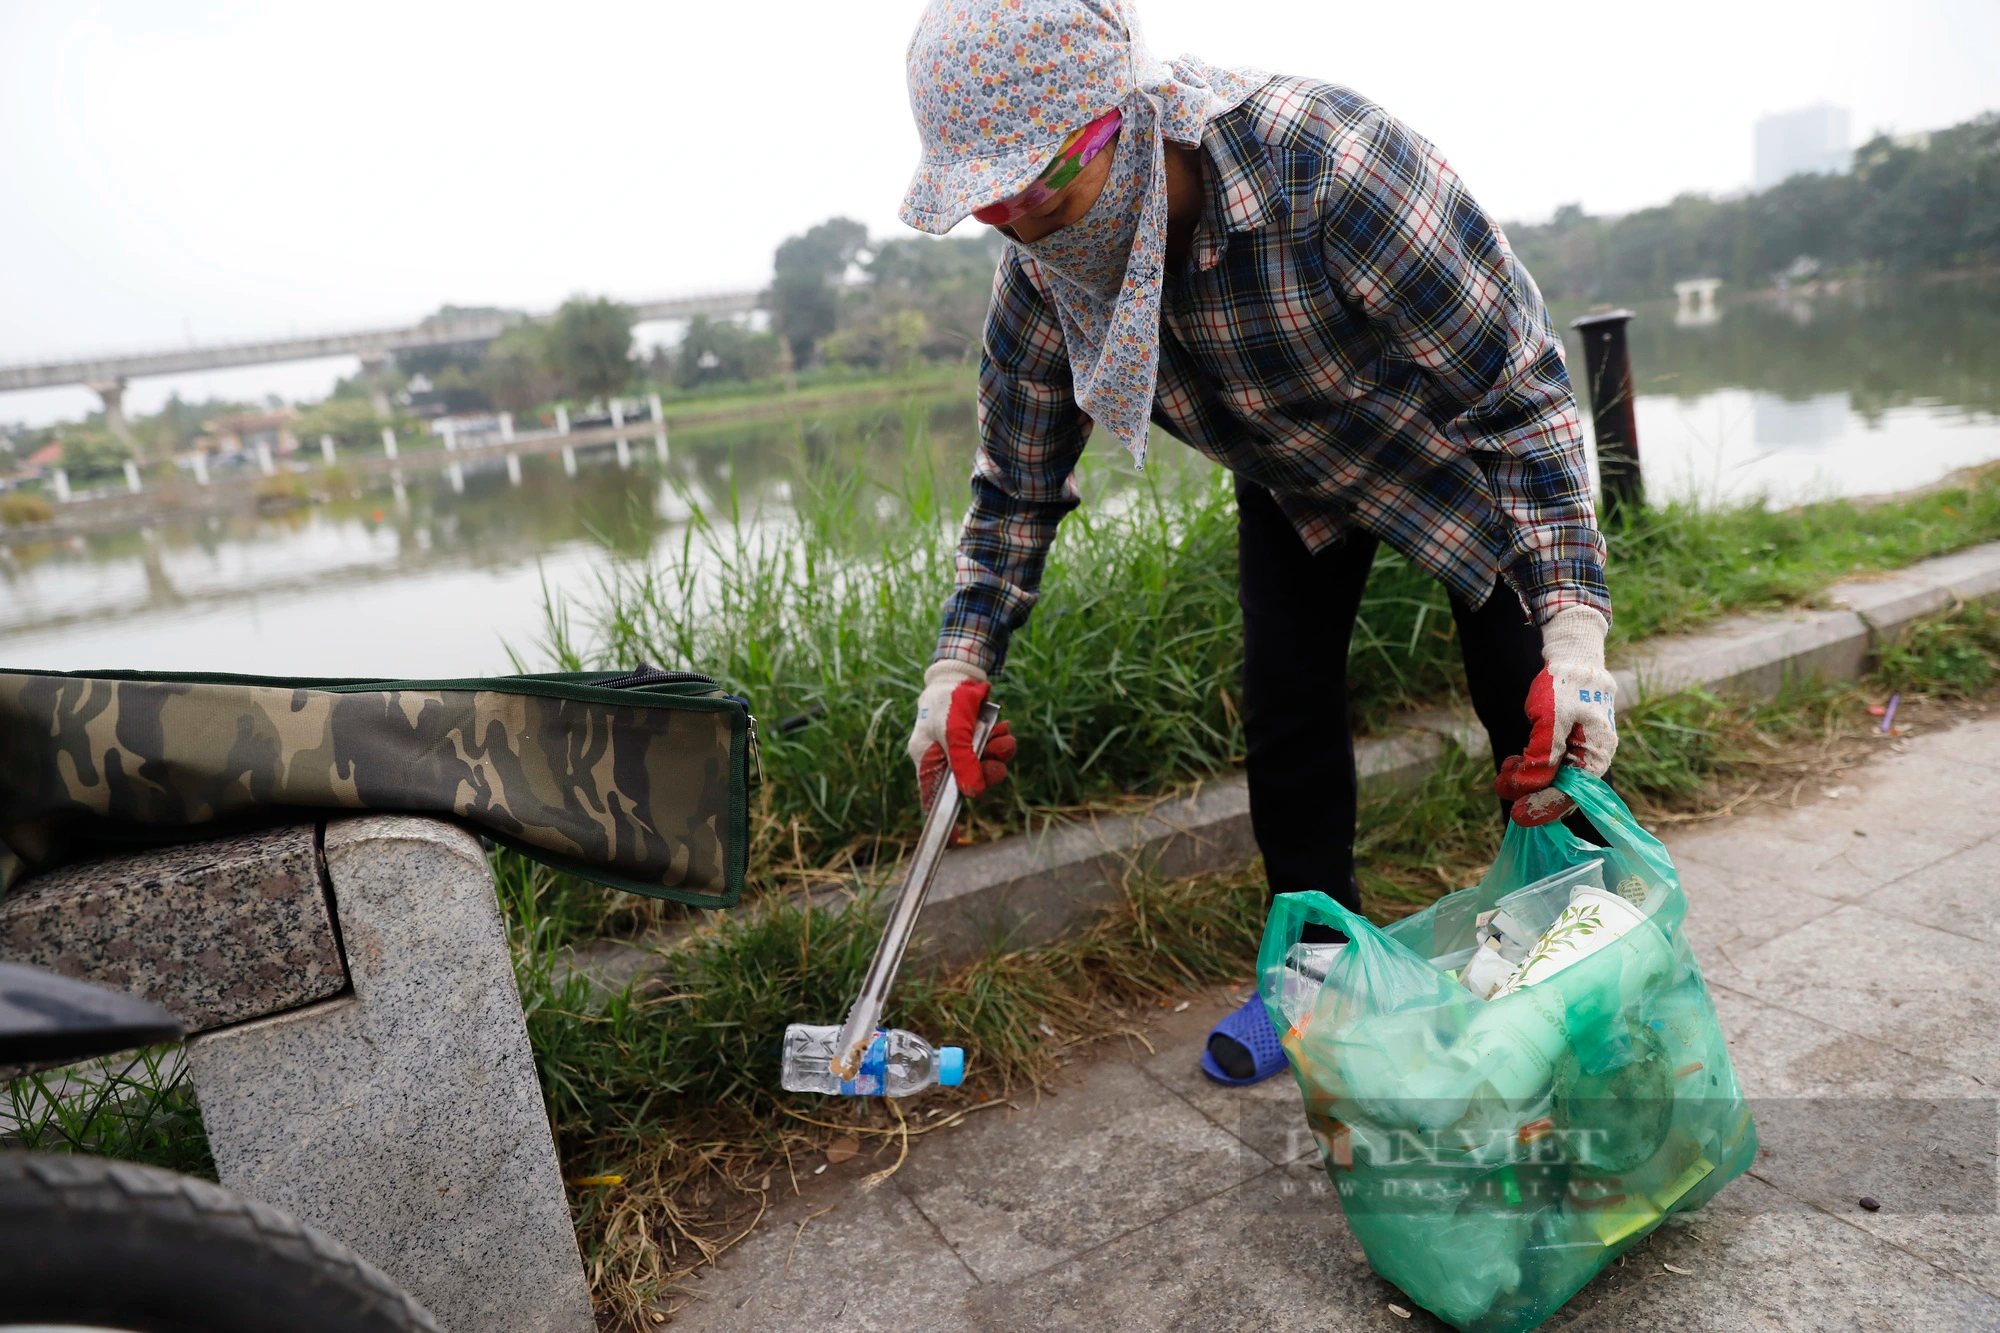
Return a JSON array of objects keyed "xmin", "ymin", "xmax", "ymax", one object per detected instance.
[{"xmin": 3, "ymin": 0, "xmax": 1996, "ymax": 424}]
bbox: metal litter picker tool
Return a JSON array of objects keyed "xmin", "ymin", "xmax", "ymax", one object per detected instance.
[{"xmin": 782, "ymin": 701, "xmax": 1000, "ymax": 1093}]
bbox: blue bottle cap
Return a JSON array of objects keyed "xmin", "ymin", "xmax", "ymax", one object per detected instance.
[{"xmin": 937, "ymin": 1046, "xmax": 966, "ymax": 1087}]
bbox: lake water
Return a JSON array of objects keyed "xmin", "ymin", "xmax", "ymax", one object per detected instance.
[{"xmin": 5, "ymin": 278, "xmax": 1997, "ymax": 679}]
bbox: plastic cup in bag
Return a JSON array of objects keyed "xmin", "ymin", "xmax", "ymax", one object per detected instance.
[
  {"xmin": 1490, "ymin": 886, "xmax": 1670, "ymax": 1000},
  {"xmin": 1277, "ymin": 941, "xmax": 1346, "ymax": 1030}
]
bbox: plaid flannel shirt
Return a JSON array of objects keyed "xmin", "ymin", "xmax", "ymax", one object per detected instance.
[{"xmin": 937, "ymin": 76, "xmax": 1608, "ymax": 673}]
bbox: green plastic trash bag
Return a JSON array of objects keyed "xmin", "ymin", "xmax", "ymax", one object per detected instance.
[{"xmin": 1258, "ymin": 769, "xmax": 1756, "ymax": 1332}]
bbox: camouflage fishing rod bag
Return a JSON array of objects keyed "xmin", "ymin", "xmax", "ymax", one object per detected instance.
[{"xmin": 0, "ymin": 666, "xmax": 753, "ymax": 908}]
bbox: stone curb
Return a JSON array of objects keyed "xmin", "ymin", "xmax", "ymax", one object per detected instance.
[{"xmin": 910, "ymin": 538, "xmax": 2000, "ymax": 964}]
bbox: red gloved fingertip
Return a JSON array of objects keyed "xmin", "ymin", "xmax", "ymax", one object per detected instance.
[
  {"xmin": 1510, "ymin": 786, "xmax": 1577, "ymax": 827},
  {"xmin": 943, "ymin": 678, "xmax": 993, "ymax": 798},
  {"xmin": 1494, "ymin": 752, "xmax": 1559, "ymax": 801}
]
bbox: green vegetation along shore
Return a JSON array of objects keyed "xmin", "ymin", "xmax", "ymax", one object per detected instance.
[{"xmin": 539, "ymin": 443, "xmax": 2000, "ymax": 877}]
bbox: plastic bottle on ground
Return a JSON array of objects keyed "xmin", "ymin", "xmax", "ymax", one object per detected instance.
[{"xmin": 781, "ymin": 1024, "xmax": 965, "ymax": 1097}]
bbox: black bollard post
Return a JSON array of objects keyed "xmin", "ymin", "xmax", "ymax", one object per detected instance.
[{"xmin": 1570, "ymin": 309, "xmax": 1643, "ymax": 518}]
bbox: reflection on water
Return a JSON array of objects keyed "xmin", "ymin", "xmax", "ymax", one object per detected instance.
[
  {"xmin": 5, "ymin": 279, "xmax": 2000, "ymax": 678},
  {"xmin": 1562, "ymin": 276, "xmax": 2000, "ymax": 506},
  {"xmin": 1751, "ymin": 393, "xmax": 1850, "ymax": 448},
  {"xmin": 0, "ymin": 395, "xmax": 983, "ymax": 677}
]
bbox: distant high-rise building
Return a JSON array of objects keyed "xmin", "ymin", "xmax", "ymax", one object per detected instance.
[{"xmin": 1754, "ymin": 104, "xmax": 1852, "ymax": 190}]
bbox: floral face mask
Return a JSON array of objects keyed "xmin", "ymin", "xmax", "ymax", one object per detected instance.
[
  {"xmin": 1015, "ymin": 120, "xmax": 1148, "ymax": 301},
  {"xmin": 971, "ymin": 109, "xmax": 1125, "ymax": 228}
]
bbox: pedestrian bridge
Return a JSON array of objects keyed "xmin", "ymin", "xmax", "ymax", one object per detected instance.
[{"xmin": 0, "ymin": 288, "xmax": 763, "ymax": 395}]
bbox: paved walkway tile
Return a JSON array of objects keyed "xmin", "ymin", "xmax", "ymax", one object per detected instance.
[
  {"xmin": 1553, "ymin": 1177, "xmax": 2000, "ymax": 1332},
  {"xmin": 1133, "ymin": 997, "xmax": 1323, "ymax": 1168},
  {"xmin": 1671, "ymin": 852, "xmax": 1847, "ymax": 961},
  {"xmin": 1703, "ymin": 986, "xmax": 1984, "ymax": 1099},
  {"xmin": 1857, "ymin": 834, "xmax": 2000, "ymax": 944},
  {"xmin": 969, "ymin": 1161, "xmax": 1404, "ymax": 1332},
  {"xmin": 893, "ymin": 1058, "xmax": 1267, "ymax": 1283},
  {"xmin": 670, "ymin": 1178, "xmax": 974, "ymax": 1330},
  {"xmin": 1722, "ymin": 906, "xmax": 1998, "ymax": 1082},
  {"xmin": 1664, "ymin": 750, "xmax": 2000, "ymax": 903}
]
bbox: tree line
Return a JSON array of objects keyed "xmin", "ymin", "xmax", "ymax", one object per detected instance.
[{"xmin": 1511, "ymin": 112, "xmax": 2000, "ymax": 304}]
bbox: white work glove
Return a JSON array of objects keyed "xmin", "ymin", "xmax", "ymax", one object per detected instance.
[
  {"xmin": 1497, "ymin": 607, "xmax": 1617, "ymax": 824},
  {"xmin": 906, "ymin": 660, "xmax": 1015, "ymax": 812}
]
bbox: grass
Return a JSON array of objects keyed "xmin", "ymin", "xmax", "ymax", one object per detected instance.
[
  {"xmin": 1602, "ymin": 476, "xmax": 2000, "ymax": 646},
  {"xmin": 652, "ymin": 362, "xmax": 972, "ymax": 418},
  {"xmin": 0, "ymin": 492, "xmax": 56, "ymax": 526},
  {"xmin": 536, "ymin": 431, "xmax": 2000, "ymax": 909},
  {"xmin": 2, "ymin": 1047, "xmax": 214, "ymax": 1181},
  {"xmin": 536, "ymin": 432, "xmax": 1498, "ymax": 894}
]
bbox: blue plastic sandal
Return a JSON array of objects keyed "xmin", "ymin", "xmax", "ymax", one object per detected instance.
[{"xmin": 1200, "ymin": 992, "xmax": 1288, "ymax": 1086}]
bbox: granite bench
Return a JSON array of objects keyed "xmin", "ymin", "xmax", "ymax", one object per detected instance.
[{"xmin": 0, "ymin": 815, "xmax": 595, "ymax": 1333}]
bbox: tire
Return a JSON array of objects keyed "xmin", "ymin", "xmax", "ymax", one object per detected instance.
[{"xmin": 0, "ymin": 1152, "xmax": 440, "ymax": 1333}]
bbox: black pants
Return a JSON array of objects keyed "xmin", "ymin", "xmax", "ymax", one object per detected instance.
[{"xmin": 1236, "ymin": 476, "xmax": 1548, "ymax": 915}]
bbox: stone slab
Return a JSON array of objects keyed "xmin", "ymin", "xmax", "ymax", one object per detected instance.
[
  {"xmin": 651, "ymin": 714, "xmax": 2000, "ymax": 1332},
  {"xmin": 891, "ymin": 1058, "xmax": 1266, "ymax": 1283},
  {"xmin": 1545, "ymin": 1173, "xmax": 1999, "ymax": 1332},
  {"xmin": 1660, "ymin": 747, "xmax": 2000, "ymax": 902},
  {"xmin": 1133, "ymin": 984, "xmax": 1321, "ymax": 1168},
  {"xmin": 1664, "ymin": 845, "xmax": 1846, "ymax": 963},
  {"xmin": 1900, "ymin": 712, "xmax": 2000, "ymax": 771},
  {"xmin": 186, "ymin": 816, "xmax": 592, "ymax": 1333},
  {"xmin": 1719, "ymin": 902, "xmax": 1999, "ymax": 1085},
  {"xmin": 0, "ymin": 824, "xmax": 346, "ymax": 1033},
  {"xmin": 1703, "ymin": 985, "xmax": 1986, "ymax": 1100},
  {"xmin": 1615, "ymin": 607, "xmax": 1872, "ymax": 704},
  {"xmin": 669, "ymin": 1177, "xmax": 977, "ymax": 1330},
  {"xmin": 1701, "ymin": 986, "xmax": 2000, "ymax": 1295},
  {"xmin": 1858, "ymin": 834, "xmax": 2000, "ymax": 944},
  {"xmin": 969, "ymin": 1160, "xmax": 1402, "ymax": 1332}
]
